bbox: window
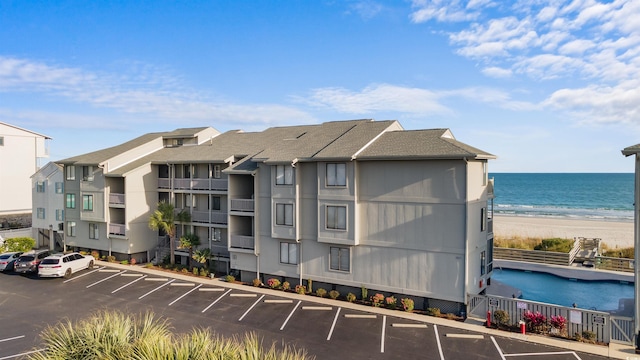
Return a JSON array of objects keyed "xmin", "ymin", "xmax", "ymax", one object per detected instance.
[
  {"xmin": 330, "ymin": 247, "xmax": 350, "ymax": 272},
  {"xmin": 481, "ymin": 207, "xmax": 486, "ymax": 232},
  {"xmin": 482, "ymin": 162, "xmax": 488, "ymax": 186},
  {"xmin": 481, "ymin": 251, "xmax": 486, "ymax": 275},
  {"xmin": 172, "ymin": 138, "xmax": 183, "ymax": 146},
  {"xmin": 275, "ymin": 165, "xmax": 293, "ymax": 185},
  {"xmin": 66, "ymin": 194, "xmax": 76, "ymax": 209},
  {"xmin": 213, "ymin": 165, "xmax": 221, "ymax": 179},
  {"xmin": 67, "ymin": 221, "xmax": 76, "ymax": 237},
  {"xmin": 275, "ymin": 203, "xmax": 294, "ymax": 226},
  {"xmin": 0, "ymin": 136, "xmax": 3, "ymax": 146},
  {"xmin": 36, "ymin": 181, "xmax": 45, "ymax": 193},
  {"xmin": 56, "ymin": 209, "xmax": 64, "ymax": 221},
  {"xmin": 183, "ymin": 165, "xmax": 191, "ymax": 178},
  {"xmin": 211, "ymin": 228, "xmax": 221, "ymax": 242},
  {"xmin": 186, "ymin": 194, "xmax": 196, "ymax": 208},
  {"xmin": 89, "ymin": 223, "xmax": 99, "ymax": 239},
  {"xmin": 280, "ymin": 242, "xmax": 298, "ymax": 265},
  {"xmin": 211, "ymin": 196, "xmax": 221, "ymax": 211},
  {"xmin": 37, "ymin": 208, "xmax": 45, "ymax": 219},
  {"xmin": 55, "ymin": 182, "xmax": 64, "ymax": 194},
  {"xmin": 326, "ymin": 163, "xmax": 346, "ymax": 186},
  {"xmin": 82, "ymin": 165, "xmax": 94, "ymax": 181},
  {"xmin": 326, "ymin": 205, "xmax": 347, "ymax": 230},
  {"xmin": 487, "ymin": 238, "xmax": 494, "ymax": 273},
  {"xmin": 83, "ymin": 194, "xmax": 93, "ymax": 211},
  {"xmin": 66, "ymin": 165, "xmax": 76, "ymax": 180}
]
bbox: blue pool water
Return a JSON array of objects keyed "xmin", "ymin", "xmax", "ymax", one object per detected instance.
[{"xmin": 491, "ymin": 268, "xmax": 634, "ymax": 312}]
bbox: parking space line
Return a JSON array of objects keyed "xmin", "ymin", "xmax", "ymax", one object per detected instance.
[
  {"xmin": 490, "ymin": 336, "xmax": 507, "ymax": 360},
  {"xmin": 199, "ymin": 287, "xmax": 224, "ymax": 292},
  {"xmin": 170, "ymin": 282, "xmax": 195, "ymax": 287},
  {"xmin": 202, "ymin": 289, "xmax": 232, "ymax": 313},
  {"xmin": 0, "ymin": 349, "xmax": 44, "ymax": 360},
  {"xmin": 280, "ymin": 300, "xmax": 302, "ymax": 331},
  {"xmin": 302, "ymin": 306, "xmax": 332, "ymax": 311},
  {"xmin": 344, "ymin": 314, "xmax": 376, "ymax": 319},
  {"xmin": 111, "ymin": 275, "xmax": 147, "ymax": 293},
  {"xmin": 445, "ymin": 333, "xmax": 482, "ymax": 338},
  {"xmin": 326, "ymin": 307, "xmax": 341, "ymax": 340},
  {"xmin": 120, "ymin": 273, "xmax": 144, "ymax": 277},
  {"xmin": 169, "ymin": 284, "xmax": 203, "ymax": 306},
  {"xmin": 138, "ymin": 279, "xmax": 175, "ymax": 299},
  {"xmin": 145, "ymin": 277, "xmax": 169, "ymax": 282},
  {"xmin": 62, "ymin": 266, "xmax": 106, "ymax": 283},
  {"xmin": 98, "ymin": 269, "xmax": 121, "ymax": 272},
  {"xmin": 0, "ymin": 335, "xmax": 25, "ymax": 343},
  {"xmin": 230, "ymin": 293, "xmax": 257, "ymax": 297},
  {"xmin": 238, "ymin": 294, "xmax": 265, "ymax": 321},
  {"xmin": 503, "ymin": 351, "xmax": 582, "ymax": 358},
  {"xmin": 380, "ymin": 315, "xmax": 386, "ymax": 353},
  {"xmin": 86, "ymin": 270, "xmax": 127, "ymax": 288},
  {"xmin": 264, "ymin": 299, "xmax": 293, "ymax": 304},
  {"xmin": 392, "ymin": 323, "xmax": 428, "ymax": 328},
  {"xmin": 434, "ymin": 325, "xmax": 445, "ymax": 360}
]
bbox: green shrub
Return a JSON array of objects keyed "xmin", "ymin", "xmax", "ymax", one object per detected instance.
[
  {"xmin": 193, "ymin": 267, "xmax": 199, "ymax": 275},
  {"xmin": 385, "ymin": 296, "xmax": 397, "ymax": 309},
  {"xmin": 493, "ymin": 310, "xmax": 510, "ymax": 327},
  {"xmin": 225, "ymin": 275, "xmax": 235, "ymax": 283},
  {"xmin": 199, "ymin": 268, "xmax": 209, "ymax": 277},
  {"xmin": 401, "ymin": 298, "xmax": 414, "ymax": 312},
  {"xmin": 534, "ymin": 238, "xmax": 574, "ymax": 252},
  {"xmin": 602, "ymin": 247, "xmax": 634, "ymax": 259},
  {"xmin": 329, "ymin": 290, "xmax": 340, "ymax": 300},
  {"xmin": 346, "ymin": 292, "xmax": 356, "ymax": 303},
  {"xmin": 361, "ymin": 285, "xmax": 368, "ymax": 300},
  {"xmin": 144, "ymin": 263, "xmax": 154, "ymax": 268},
  {"xmin": 295, "ymin": 285, "xmax": 306, "ymax": 295},
  {"xmin": 267, "ymin": 278, "xmax": 281, "ymax": 289},
  {"xmin": 107, "ymin": 255, "xmax": 116, "ymax": 263},
  {"xmin": 181, "ymin": 268, "xmax": 189, "ymax": 274},
  {"xmin": 426, "ymin": 308, "xmax": 441, "ymax": 317},
  {"xmin": 120, "ymin": 260, "xmax": 129, "ymax": 265},
  {"xmin": 90, "ymin": 250, "xmax": 100, "ymax": 259},
  {"xmin": 371, "ymin": 293, "xmax": 384, "ymax": 307},
  {"xmin": 316, "ymin": 288, "xmax": 327, "ymax": 298},
  {"xmin": 0, "ymin": 237, "xmax": 35, "ymax": 253},
  {"xmin": 307, "ymin": 279, "xmax": 313, "ymax": 293},
  {"xmin": 282, "ymin": 281, "xmax": 290, "ymax": 291}
]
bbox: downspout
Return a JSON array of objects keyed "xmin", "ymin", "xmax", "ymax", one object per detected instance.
[
  {"xmin": 292, "ymin": 159, "xmax": 303, "ymax": 287},
  {"xmin": 463, "ymin": 157, "xmax": 469, "ymax": 306},
  {"xmin": 252, "ymin": 171, "xmax": 260, "ymax": 279}
]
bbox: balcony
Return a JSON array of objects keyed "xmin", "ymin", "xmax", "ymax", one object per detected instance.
[
  {"xmin": 191, "ymin": 210, "xmax": 228, "ymax": 225},
  {"xmin": 230, "ymin": 235, "xmax": 254, "ymax": 250},
  {"xmin": 158, "ymin": 178, "xmax": 228, "ymax": 191},
  {"xmin": 108, "ymin": 223, "xmax": 126, "ymax": 237},
  {"xmin": 109, "ymin": 193, "xmax": 125, "ymax": 206},
  {"xmin": 230, "ymin": 199, "xmax": 254, "ymax": 212}
]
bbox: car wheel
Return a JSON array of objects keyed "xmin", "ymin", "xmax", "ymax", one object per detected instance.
[
  {"xmin": 64, "ymin": 268, "xmax": 72, "ymax": 279},
  {"xmin": 88, "ymin": 260, "xmax": 94, "ymax": 269}
]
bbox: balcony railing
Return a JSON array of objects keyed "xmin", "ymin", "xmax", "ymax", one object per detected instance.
[
  {"xmin": 230, "ymin": 235, "xmax": 254, "ymax": 250},
  {"xmin": 109, "ymin": 193, "xmax": 125, "ymax": 205},
  {"xmin": 230, "ymin": 199, "xmax": 254, "ymax": 212},
  {"xmin": 108, "ymin": 223, "xmax": 126, "ymax": 236},
  {"xmin": 158, "ymin": 178, "xmax": 228, "ymax": 191},
  {"xmin": 191, "ymin": 210, "xmax": 228, "ymax": 225}
]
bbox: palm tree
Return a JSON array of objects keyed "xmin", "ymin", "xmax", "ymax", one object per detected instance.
[
  {"xmin": 148, "ymin": 201, "xmax": 191, "ymax": 265},
  {"xmin": 179, "ymin": 232, "xmax": 200, "ymax": 270},
  {"xmin": 193, "ymin": 247, "xmax": 212, "ymax": 272}
]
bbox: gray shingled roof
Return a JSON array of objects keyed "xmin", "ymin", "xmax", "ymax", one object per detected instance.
[
  {"xmin": 622, "ymin": 144, "xmax": 640, "ymax": 156},
  {"xmin": 356, "ymin": 129, "xmax": 495, "ymax": 160}
]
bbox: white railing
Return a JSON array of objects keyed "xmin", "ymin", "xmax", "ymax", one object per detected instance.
[
  {"xmin": 157, "ymin": 178, "xmax": 228, "ymax": 191},
  {"xmin": 158, "ymin": 178, "xmax": 170, "ymax": 188},
  {"xmin": 230, "ymin": 199, "xmax": 254, "ymax": 212},
  {"xmin": 191, "ymin": 210, "xmax": 228, "ymax": 224},
  {"xmin": 109, "ymin": 193, "xmax": 125, "ymax": 205},
  {"xmin": 230, "ymin": 235, "xmax": 254, "ymax": 250},
  {"xmin": 108, "ymin": 223, "xmax": 126, "ymax": 236}
]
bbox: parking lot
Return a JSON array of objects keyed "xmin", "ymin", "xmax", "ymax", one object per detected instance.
[{"xmin": 0, "ymin": 264, "xmax": 610, "ymax": 360}]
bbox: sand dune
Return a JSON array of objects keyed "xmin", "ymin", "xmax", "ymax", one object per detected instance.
[{"xmin": 493, "ymin": 215, "xmax": 635, "ymax": 249}]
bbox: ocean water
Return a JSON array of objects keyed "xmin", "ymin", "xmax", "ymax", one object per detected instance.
[{"xmin": 490, "ymin": 173, "xmax": 634, "ymax": 222}]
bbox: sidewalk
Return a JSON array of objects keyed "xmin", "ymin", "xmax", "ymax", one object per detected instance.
[{"xmin": 103, "ymin": 261, "xmax": 636, "ymax": 359}]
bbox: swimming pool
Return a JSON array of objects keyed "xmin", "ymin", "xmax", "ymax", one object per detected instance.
[{"xmin": 490, "ymin": 268, "xmax": 634, "ymax": 312}]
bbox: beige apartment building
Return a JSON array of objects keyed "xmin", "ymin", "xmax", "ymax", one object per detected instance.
[
  {"xmin": 0, "ymin": 122, "xmax": 51, "ymax": 224},
  {"xmin": 57, "ymin": 119, "xmax": 495, "ymax": 312}
]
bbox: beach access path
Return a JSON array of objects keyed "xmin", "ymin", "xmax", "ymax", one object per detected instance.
[{"xmin": 494, "ymin": 215, "xmax": 634, "ymax": 249}]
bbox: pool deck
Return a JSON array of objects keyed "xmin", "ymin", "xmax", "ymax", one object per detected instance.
[{"xmin": 494, "ymin": 259, "xmax": 634, "ymax": 283}]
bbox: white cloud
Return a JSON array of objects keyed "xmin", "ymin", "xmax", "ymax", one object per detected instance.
[
  {"xmin": 0, "ymin": 56, "xmax": 316, "ymax": 129},
  {"xmin": 348, "ymin": 1, "xmax": 383, "ymax": 19},
  {"xmin": 410, "ymin": 0, "xmax": 485, "ymax": 23},
  {"xmin": 482, "ymin": 66, "xmax": 513, "ymax": 78}
]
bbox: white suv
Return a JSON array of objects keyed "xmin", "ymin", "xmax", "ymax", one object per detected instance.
[{"xmin": 38, "ymin": 252, "xmax": 95, "ymax": 279}]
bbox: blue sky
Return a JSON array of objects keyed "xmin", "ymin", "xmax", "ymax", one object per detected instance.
[{"xmin": 1, "ymin": 0, "xmax": 639, "ymax": 172}]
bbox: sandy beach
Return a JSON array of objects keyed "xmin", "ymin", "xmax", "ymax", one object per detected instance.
[{"xmin": 493, "ymin": 215, "xmax": 635, "ymax": 249}]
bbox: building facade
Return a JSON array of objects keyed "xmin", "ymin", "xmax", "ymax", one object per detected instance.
[
  {"xmin": 57, "ymin": 119, "xmax": 495, "ymax": 311},
  {"xmin": 0, "ymin": 122, "xmax": 51, "ymax": 223},
  {"xmin": 31, "ymin": 162, "xmax": 65, "ymax": 249}
]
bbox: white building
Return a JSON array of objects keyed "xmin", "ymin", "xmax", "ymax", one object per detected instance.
[
  {"xmin": 31, "ymin": 162, "xmax": 65, "ymax": 250},
  {"xmin": 0, "ymin": 122, "xmax": 51, "ymax": 223}
]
